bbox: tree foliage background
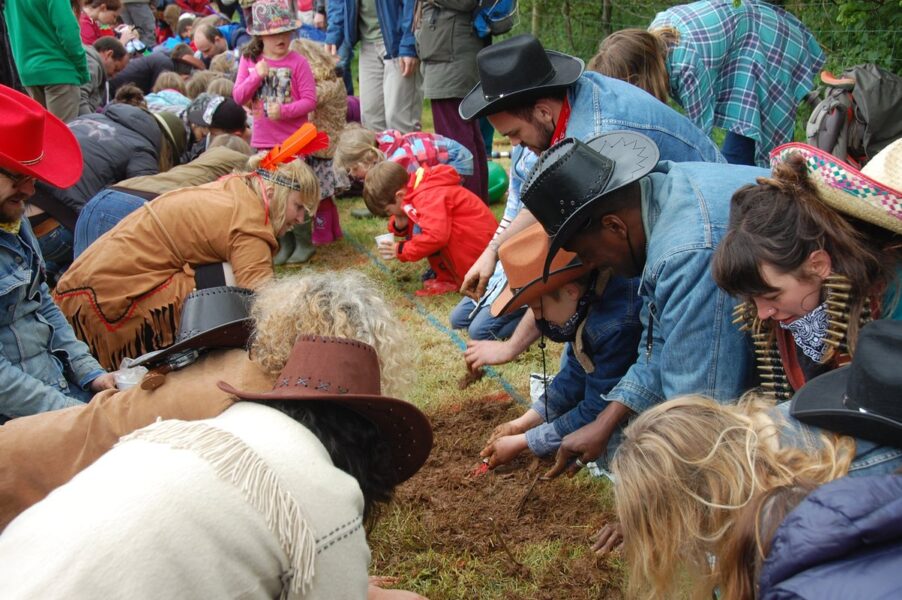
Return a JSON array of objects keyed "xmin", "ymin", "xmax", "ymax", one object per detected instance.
[{"xmin": 510, "ymin": 0, "xmax": 901, "ymax": 74}]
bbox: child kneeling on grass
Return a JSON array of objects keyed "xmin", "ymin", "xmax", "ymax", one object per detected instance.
[
  {"xmin": 366, "ymin": 161, "xmax": 497, "ymax": 296},
  {"xmin": 480, "ymin": 224, "xmax": 642, "ymax": 469}
]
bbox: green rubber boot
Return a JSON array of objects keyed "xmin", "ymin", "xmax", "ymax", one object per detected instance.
[
  {"xmin": 285, "ymin": 221, "xmax": 315, "ymax": 264},
  {"xmin": 273, "ymin": 232, "xmax": 295, "ymax": 266}
]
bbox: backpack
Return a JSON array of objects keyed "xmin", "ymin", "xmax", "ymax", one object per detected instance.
[
  {"xmin": 472, "ymin": 0, "xmax": 517, "ymax": 39},
  {"xmin": 806, "ymin": 64, "xmax": 902, "ymax": 168}
]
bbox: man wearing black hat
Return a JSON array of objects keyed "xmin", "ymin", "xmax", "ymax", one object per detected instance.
[
  {"xmin": 521, "ymin": 131, "xmax": 762, "ymax": 476},
  {"xmin": 184, "ymin": 93, "xmax": 249, "ymax": 162},
  {"xmin": 457, "ymin": 34, "xmax": 725, "ymax": 302}
]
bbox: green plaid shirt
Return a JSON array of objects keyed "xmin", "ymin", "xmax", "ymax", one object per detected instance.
[{"xmin": 652, "ymin": 0, "xmax": 825, "ymax": 166}]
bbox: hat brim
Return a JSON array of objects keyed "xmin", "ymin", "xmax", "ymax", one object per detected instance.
[
  {"xmin": 459, "ymin": 52, "xmax": 584, "ymax": 121},
  {"xmin": 542, "ymin": 131, "xmax": 660, "ymax": 281},
  {"xmin": 771, "ymin": 143, "xmax": 902, "ymax": 235},
  {"xmin": 790, "ymin": 365, "xmax": 902, "ymax": 447},
  {"xmin": 491, "ymin": 263, "xmax": 590, "ymax": 317},
  {"xmin": 0, "ymin": 108, "xmax": 82, "ymax": 188},
  {"xmin": 130, "ymin": 318, "xmax": 253, "ymax": 368},
  {"xmin": 217, "ymin": 381, "xmax": 433, "ymax": 485},
  {"xmin": 247, "ymin": 20, "xmax": 303, "ymax": 36}
]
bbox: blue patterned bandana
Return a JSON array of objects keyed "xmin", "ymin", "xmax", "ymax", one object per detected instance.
[{"xmin": 779, "ymin": 302, "xmax": 829, "ymax": 362}]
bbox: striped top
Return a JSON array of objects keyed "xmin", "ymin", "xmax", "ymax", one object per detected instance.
[{"xmin": 651, "ymin": 0, "xmax": 825, "ymax": 166}]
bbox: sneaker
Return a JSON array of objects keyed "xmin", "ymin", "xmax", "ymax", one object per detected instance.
[{"xmin": 414, "ymin": 279, "xmax": 458, "ymax": 297}]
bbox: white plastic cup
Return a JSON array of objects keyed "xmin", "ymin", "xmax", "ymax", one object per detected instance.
[
  {"xmin": 113, "ymin": 366, "xmax": 148, "ymax": 391},
  {"xmin": 374, "ymin": 233, "xmax": 394, "ymax": 246}
]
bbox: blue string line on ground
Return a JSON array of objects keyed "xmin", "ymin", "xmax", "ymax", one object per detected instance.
[{"xmin": 342, "ymin": 230, "xmax": 527, "ymax": 406}]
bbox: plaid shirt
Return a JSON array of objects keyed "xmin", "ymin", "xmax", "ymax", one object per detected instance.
[{"xmin": 651, "ymin": 0, "xmax": 825, "ymax": 166}]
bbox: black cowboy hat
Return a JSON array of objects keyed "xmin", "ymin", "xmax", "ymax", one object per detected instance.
[
  {"xmin": 459, "ymin": 34, "xmax": 584, "ymax": 121},
  {"xmin": 130, "ymin": 286, "xmax": 254, "ymax": 369},
  {"xmin": 519, "ymin": 131, "xmax": 660, "ymax": 281},
  {"xmin": 791, "ymin": 320, "xmax": 902, "ymax": 447},
  {"xmin": 218, "ymin": 335, "xmax": 433, "ymax": 485}
]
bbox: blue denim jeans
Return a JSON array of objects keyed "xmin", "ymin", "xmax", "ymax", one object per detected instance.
[
  {"xmin": 74, "ymin": 189, "xmax": 146, "ymax": 259},
  {"xmin": 449, "ymin": 297, "xmax": 525, "ymax": 341},
  {"xmin": 721, "ymin": 131, "xmax": 757, "ymax": 166},
  {"xmin": 36, "ymin": 225, "xmax": 74, "ymax": 286}
]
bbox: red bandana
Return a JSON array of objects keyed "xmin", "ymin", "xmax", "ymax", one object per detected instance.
[{"xmin": 550, "ymin": 96, "xmax": 571, "ymax": 146}]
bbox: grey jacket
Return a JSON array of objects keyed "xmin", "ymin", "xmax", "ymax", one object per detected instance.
[
  {"xmin": 78, "ymin": 45, "xmax": 108, "ymax": 116},
  {"xmin": 415, "ymin": 0, "xmax": 484, "ymax": 99}
]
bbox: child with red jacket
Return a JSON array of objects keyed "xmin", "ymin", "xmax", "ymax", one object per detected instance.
[{"xmin": 365, "ymin": 161, "xmax": 497, "ymax": 296}]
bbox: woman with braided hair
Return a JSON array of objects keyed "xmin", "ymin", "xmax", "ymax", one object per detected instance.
[{"xmin": 712, "ymin": 140, "xmax": 902, "ymax": 401}]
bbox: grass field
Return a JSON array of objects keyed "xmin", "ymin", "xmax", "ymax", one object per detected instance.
[{"xmin": 275, "ymin": 174, "xmax": 625, "ymax": 598}]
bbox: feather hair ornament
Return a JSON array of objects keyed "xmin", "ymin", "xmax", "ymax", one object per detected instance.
[{"xmin": 259, "ymin": 123, "xmax": 330, "ymax": 171}]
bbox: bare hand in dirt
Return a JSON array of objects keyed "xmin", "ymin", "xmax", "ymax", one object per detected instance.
[
  {"xmin": 543, "ymin": 420, "xmax": 608, "ymax": 479},
  {"xmin": 456, "ymin": 366, "xmax": 484, "ymax": 390},
  {"xmin": 255, "ymin": 59, "xmax": 270, "ymax": 78},
  {"xmin": 459, "ymin": 246, "xmax": 497, "ymax": 300},
  {"xmin": 480, "ymin": 434, "xmax": 528, "ymax": 469},
  {"xmin": 464, "ymin": 339, "xmax": 516, "ymax": 370},
  {"xmin": 487, "ymin": 420, "xmax": 521, "ymax": 445},
  {"xmin": 590, "ymin": 522, "xmax": 623, "ymax": 556}
]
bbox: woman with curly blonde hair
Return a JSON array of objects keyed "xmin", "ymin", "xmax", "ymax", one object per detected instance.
[
  {"xmin": 610, "ymin": 394, "xmax": 902, "ymax": 599},
  {"xmin": 0, "ymin": 270, "xmax": 412, "ymax": 530}
]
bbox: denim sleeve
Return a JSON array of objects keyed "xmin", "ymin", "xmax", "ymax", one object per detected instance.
[
  {"xmin": 397, "ymin": 0, "xmax": 418, "ymax": 57},
  {"xmin": 552, "ymin": 314, "xmax": 642, "ymax": 440},
  {"xmin": 324, "ymin": 0, "xmax": 346, "ymax": 46},
  {"xmin": 38, "ymin": 282, "xmax": 105, "ymax": 387},
  {"xmin": 0, "ymin": 355, "xmax": 84, "ymax": 417},
  {"xmin": 607, "ymin": 248, "xmax": 746, "ymax": 413}
]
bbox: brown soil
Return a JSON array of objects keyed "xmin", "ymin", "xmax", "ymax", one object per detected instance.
[{"xmin": 374, "ymin": 394, "xmax": 624, "ymax": 599}]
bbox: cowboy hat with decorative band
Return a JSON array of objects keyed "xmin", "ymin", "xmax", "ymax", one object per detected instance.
[
  {"xmin": 459, "ymin": 34, "xmax": 584, "ymax": 121},
  {"xmin": 0, "ymin": 85, "xmax": 83, "ymax": 188},
  {"xmin": 130, "ymin": 286, "xmax": 254, "ymax": 369},
  {"xmin": 519, "ymin": 131, "xmax": 660, "ymax": 281},
  {"xmin": 791, "ymin": 319, "xmax": 902, "ymax": 447},
  {"xmin": 770, "ymin": 139, "xmax": 902, "ymax": 234},
  {"xmin": 218, "ymin": 335, "xmax": 433, "ymax": 485},
  {"xmin": 246, "ymin": 0, "xmax": 302, "ymax": 36},
  {"xmin": 491, "ymin": 223, "xmax": 589, "ymax": 317}
]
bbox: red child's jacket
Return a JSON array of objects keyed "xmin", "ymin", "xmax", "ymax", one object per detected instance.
[{"xmin": 388, "ymin": 165, "xmax": 497, "ymax": 285}]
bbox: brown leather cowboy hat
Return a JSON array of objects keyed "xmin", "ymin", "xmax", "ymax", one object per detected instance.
[
  {"xmin": 459, "ymin": 34, "xmax": 584, "ymax": 120},
  {"xmin": 0, "ymin": 85, "xmax": 83, "ymax": 188},
  {"xmin": 218, "ymin": 335, "xmax": 433, "ymax": 485},
  {"xmin": 491, "ymin": 223, "xmax": 589, "ymax": 316}
]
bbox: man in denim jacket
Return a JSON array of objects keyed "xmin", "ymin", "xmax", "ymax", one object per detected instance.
[
  {"xmin": 456, "ymin": 34, "xmax": 723, "ymax": 356},
  {"xmin": 0, "ymin": 86, "xmax": 113, "ymax": 421},
  {"xmin": 522, "ymin": 131, "xmax": 761, "ymax": 476}
]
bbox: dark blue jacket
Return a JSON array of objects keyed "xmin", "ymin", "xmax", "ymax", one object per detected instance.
[
  {"xmin": 325, "ymin": 0, "xmax": 417, "ymax": 58},
  {"xmin": 759, "ymin": 475, "xmax": 902, "ymax": 599}
]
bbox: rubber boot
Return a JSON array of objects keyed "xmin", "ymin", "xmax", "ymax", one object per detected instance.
[
  {"xmin": 285, "ymin": 220, "xmax": 315, "ymax": 264},
  {"xmin": 273, "ymin": 232, "xmax": 295, "ymax": 266}
]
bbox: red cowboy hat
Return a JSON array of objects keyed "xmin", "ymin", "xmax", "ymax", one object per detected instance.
[{"xmin": 0, "ymin": 85, "xmax": 83, "ymax": 188}]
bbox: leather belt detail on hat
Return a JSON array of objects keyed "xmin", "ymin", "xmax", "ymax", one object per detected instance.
[
  {"xmin": 31, "ymin": 217, "xmax": 61, "ymax": 237},
  {"xmin": 482, "ymin": 69, "xmax": 558, "ymax": 102},
  {"xmin": 19, "ymin": 151, "xmax": 44, "ymax": 166}
]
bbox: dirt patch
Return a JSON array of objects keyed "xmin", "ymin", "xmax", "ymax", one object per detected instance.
[{"xmin": 374, "ymin": 394, "xmax": 624, "ymax": 599}]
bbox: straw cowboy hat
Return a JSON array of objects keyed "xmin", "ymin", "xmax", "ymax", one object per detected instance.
[
  {"xmin": 771, "ymin": 139, "xmax": 902, "ymax": 234},
  {"xmin": 218, "ymin": 335, "xmax": 433, "ymax": 485},
  {"xmin": 459, "ymin": 34, "xmax": 584, "ymax": 120},
  {"xmin": 519, "ymin": 131, "xmax": 660, "ymax": 281},
  {"xmin": 791, "ymin": 320, "xmax": 902, "ymax": 447},
  {"xmin": 0, "ymin": 85, "xmax": 83, "ymax": 188},
  {"xmin": 491, "ymin": 223, "xmax": 589, "ymax": 317}
]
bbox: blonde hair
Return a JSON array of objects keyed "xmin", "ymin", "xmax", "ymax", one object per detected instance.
[
  {"xmin": 243, "ymin": 154, "xmax": 320, "ymax": 236},
  {"xmin": 588, "ymin": 28, "xmax": 673, "ymax": 104},
  {"xmin": 209, "ymin": 52, "xmax": 237, "ymax": 76},
  {"xmin": 249, "ymin": 271, "xmax": 412, "ymax": 396},
  {"xmin": 186, "ymin": 71, "xmax": 223, "ymax": 99},
  {"xmin": 333, "ymin": 124, "xmax": 384, "ymax": 173},
  {"xmin": 611, "ymin": 394, "xmax": 854, "ymax": 599},
  {"xmin": 152, "ymin": 71, "xmax": 187, "ymax": 95},
  {"xmin": 362, "ymin": 160, "xmax": 408, "ymax": 217},
  {"xmin": 206, "ymin": 76, "xmax": 234, "ymax": 98}
]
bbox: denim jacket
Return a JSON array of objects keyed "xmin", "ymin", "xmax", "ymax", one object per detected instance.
[
  {"xmin": 325, "ymin": 0, "xmax": 418, "ymax": 58},
  {"xmin": 606, "ymin": 162, "xmax": 766, "ymax": 414},
  {"xmin": 526, "ymin": 275, "xmax": 643, "ymax": 456},
  {"xmin": 0, "ymin": 221, "xmax": 104, "ymax": 418}
]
